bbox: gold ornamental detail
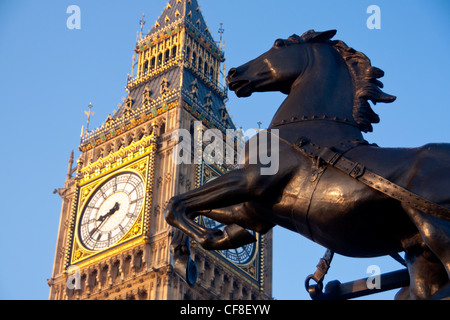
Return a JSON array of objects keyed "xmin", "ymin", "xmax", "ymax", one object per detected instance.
[{"xmin": 79, "ymin": 132, "xmax": 156, "ymax": 185}]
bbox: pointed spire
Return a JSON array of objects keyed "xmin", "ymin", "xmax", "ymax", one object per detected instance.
[
  {"xmin": 218, "ymin": 22, "xmax": 225, "ymax": 44},
  {"xmin": 139, "ymin": 13, "xmax": 146, "ymax": 40},
  {"xmin": 66, "ymin": 150, "xmax": 74, "ymax": 180},
  {"xmin": 144, "ymin": 0, "xmax": 215, "ymax": 43},
  {"xmin": 84, "ymin": 102, "xmax": 94, "ymax": 132}
]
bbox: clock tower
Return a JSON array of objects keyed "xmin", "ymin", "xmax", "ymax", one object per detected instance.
[{"xmin": 49, "ymin": 0, "xmax": 272, "ymax": 300}]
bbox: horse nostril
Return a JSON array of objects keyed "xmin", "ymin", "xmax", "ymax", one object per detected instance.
[{"xmin": 228, "ymin": 68, "xmax": 237, "ymax": 78}]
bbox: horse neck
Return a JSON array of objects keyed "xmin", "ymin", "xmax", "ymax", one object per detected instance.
[{"xmin": 270, "ymin": 44, "xmax": 364, "ymax": 148}]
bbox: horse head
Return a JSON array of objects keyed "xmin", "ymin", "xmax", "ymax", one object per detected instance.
[
  {"xmin": 227, "ymin": 30, "xmax": 337, "ymax": 97},
  {"xmin": 227, "ymin": 29, "xmax": 396, "ymax": 133}
]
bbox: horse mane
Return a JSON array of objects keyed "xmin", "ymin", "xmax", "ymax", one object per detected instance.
[
  {"xmin": 330, "ymin": 40, "xmax": 397, "ymax": 132},
  {"xmin": 295, "ymin": 30, "xmax": 397, "ymax": 133}
]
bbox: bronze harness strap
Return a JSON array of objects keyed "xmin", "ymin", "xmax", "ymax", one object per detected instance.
[{"xmin": 291, "ymin": 138, "xmax": 450, "ymax": 221}]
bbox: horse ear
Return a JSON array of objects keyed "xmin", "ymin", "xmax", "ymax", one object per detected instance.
[{"xmin": 301, "ymin": 29, "xmax": 337, "ymax": 43}]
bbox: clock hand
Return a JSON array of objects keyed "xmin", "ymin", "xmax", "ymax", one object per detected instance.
[
  {"xmin": 97, "ymin": 202, "xmax": 120, "ymax": 222},
  {"xmin": 90, "ymin": 203, "xmax": 120, "ymax": 238}
]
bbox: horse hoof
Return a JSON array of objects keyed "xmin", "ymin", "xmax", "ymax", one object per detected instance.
[
  {"xmin": 201, "ymin": 224, "xmax": 256, "ymax": 250},
  {"xmin": 224, "ymin": 224, "xmax": 256, "ymax": 248}
]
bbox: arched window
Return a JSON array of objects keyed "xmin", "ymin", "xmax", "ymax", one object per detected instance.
[
  {"xmin": 172, "ymin": 45, "xmax": 177, "ymax": 58},
  {"xmin": 198, "ymin": 56, "xmax": 203, "ymax": 73},
  {"xmin": 210, "ymin": 67, "xmax": 214, "ymax": 82},
  {"xmin": 185, "ymin": 46, "xmax": 191, "ymax": 62},
  {"xmin": 143, "ymin": 60, "xmax": 149, "ymax": 75},
  {"xmin": 204, "ymin": 62, "xmax": 209, "ymax": 77},
  {"xmin": 150, "ymin": 57, "xmax": 156, "ymax": 70},
  {"xmin": 192, "ymin": 51, "xmax": 197, "ymax": 68},
  {"xmin": 165, "ymin": 49, "xmax": 170, "ymax": 62}
]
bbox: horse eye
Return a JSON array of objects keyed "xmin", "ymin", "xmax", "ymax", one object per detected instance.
[{"xmin": 274, "ymin": 39, "xmax": 285, "ymax": 48}]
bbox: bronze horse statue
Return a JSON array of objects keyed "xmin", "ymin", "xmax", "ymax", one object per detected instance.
[{"xmin": 165, "ymin": 30, "xmax": 450, "ymax": 300}]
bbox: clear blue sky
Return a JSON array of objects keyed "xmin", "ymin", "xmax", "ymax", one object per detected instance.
[{"xmin": 0, "ymin": 0, "xmax": 449, "ymax": 300}]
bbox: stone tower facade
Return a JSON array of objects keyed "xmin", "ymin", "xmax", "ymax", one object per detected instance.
[{"xmin": 48, "ymin": 0, "xmax": 272, "ymax": 300}]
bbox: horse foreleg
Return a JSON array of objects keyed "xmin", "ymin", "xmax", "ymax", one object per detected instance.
[
  {"xmin": 194, "ymin": 204, "xmax": 275, "ymax": 235},
  {"xmin": 166, "ymin": 203, "xmax": 256, "ymax": 251},
  {"xmin": 165, "ymin": 167, "xmax": 269, "ymax": 250},
  {"xmin": 190, "ymin": 204, "xmax": 275, "ymax": 248},
  {"xmin": 167, "ymin": 204, "xmax": 263, "ymax": 285}
]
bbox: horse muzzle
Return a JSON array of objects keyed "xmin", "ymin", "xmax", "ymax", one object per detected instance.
[{"xmin": 227, "ymin": 68, "xmax": 254, "ymax": 97}]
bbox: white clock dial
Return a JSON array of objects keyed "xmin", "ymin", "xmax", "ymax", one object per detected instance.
[{"xmin": 79, "ymin": 172, "xmax": 145, "ymax": 251}]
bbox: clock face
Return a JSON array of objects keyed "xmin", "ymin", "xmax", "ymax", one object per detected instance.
[{"xmin": 79, "ymin": 172, "xmax": 145, "ymax": 251}]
